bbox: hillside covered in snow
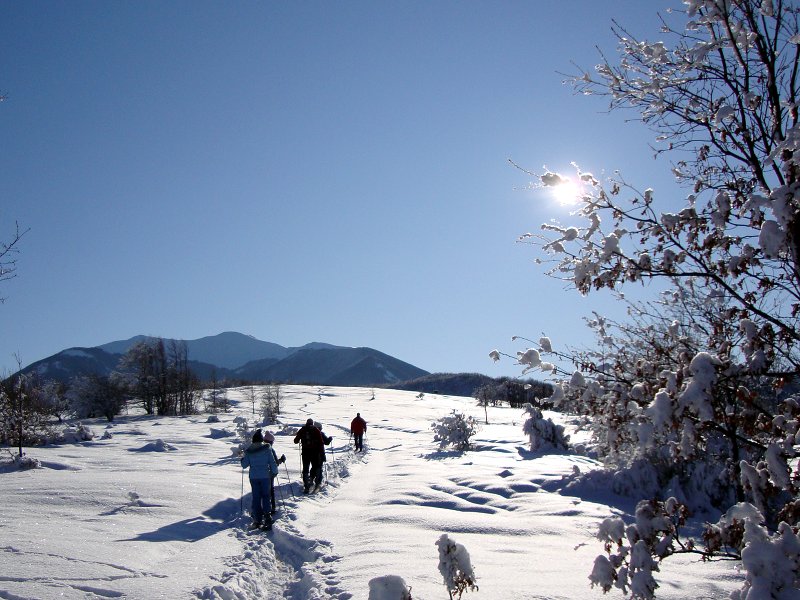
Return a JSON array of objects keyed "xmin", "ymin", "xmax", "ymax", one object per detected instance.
[{"xmin": 0, "ymin": 386, "xmax": 742, "ymax": 599}]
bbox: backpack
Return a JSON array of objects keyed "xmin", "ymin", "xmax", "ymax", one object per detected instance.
[{"xmin": 301, "ymin": 426, "xmax": 318, "ymax": 451}]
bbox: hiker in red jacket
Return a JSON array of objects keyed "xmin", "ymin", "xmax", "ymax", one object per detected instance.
[{"xmin": 350, "ymin": 412, "xmax": 367, "ymax": 452}]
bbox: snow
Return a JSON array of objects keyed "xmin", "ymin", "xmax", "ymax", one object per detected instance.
[
  {"xmin": 678, "ymin": 352, "xmax": 719, "ymax": 422},
  {"xmin": 759, "ymin": 220, "xmax": 784, "ymax": 258},
  {"xmin": 541, "ymin": 172, "xmax": 567, "ymax": 187},
  {"xmin": 0, "ymin": 385, "xmax": 743, "ymax": 599}
]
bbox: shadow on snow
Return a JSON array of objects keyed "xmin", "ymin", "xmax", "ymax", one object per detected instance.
[{"xmin": 117, "ymin": 496, "xmax": 240, "ymax": 543}]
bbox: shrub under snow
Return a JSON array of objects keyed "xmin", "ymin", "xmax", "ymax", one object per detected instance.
[
  {"xmin": 59, "ymin": 423, "xmax": 95, "ymax": 443},
  {"xmin": 1, "ymin": 450, "xmax": 40, "ymax": 472},
  {"xmin": 522, "ymin": 403, "xmax": 570, "ymax": 452},
  {"xmin": 367, "ymin": 575, "xmax": 413, "ymax": 600},
  {"xmin": 431, "ymin": 411, "xmax": 478, "ymax": 452},
  {"xmin": 435, "ymin": 534, "xmax": 478, "ymax": 600}
]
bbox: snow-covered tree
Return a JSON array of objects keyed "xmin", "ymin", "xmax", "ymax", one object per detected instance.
[
  {"xmin": 431, "ymin": 410, "xmax": 478, "ymax": 452},
  {"xmin": 435, "ymin": 534, "xmax": 478, "ymax": 600},
  {"xmin": 495, "ymin": 1, "xmax": 800, "ymax": 596}
]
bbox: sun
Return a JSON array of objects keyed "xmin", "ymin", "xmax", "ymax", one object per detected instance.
[{"xmin": 551, "ymin": 178, "xmax": 581, "ymax": 205}]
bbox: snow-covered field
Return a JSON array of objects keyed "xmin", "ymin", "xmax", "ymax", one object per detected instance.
[{"xmin": 0, "ymin": 386, "xmax": 743, "ymax": 599}]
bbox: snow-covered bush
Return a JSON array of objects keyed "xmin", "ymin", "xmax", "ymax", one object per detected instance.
[
  {"xmin": 729, "ymin": 513, "xmax": 800, "ymax": 600},
  {"xmin": 209, "ymin": 427, "xmax": 234, "ymax": 439},
  {"xmin": 233, "ymin": 416, "xmax": 257, "ymax": 456},
  {"xmin": 590, "ymin": 498, "xmax": 688, "ymax": 599},
  {"xmin": 59, "ymin": 422, "xmax": 95, "ymax": 443},
  {"xmin": 591, "ymin": 499, "xmax": 800, "ymax": 600},
  {"xmin": 139, "ymin": 439, "xmax": 176, "ymax": 452},
  {"xmin": 431, "ymin": 411, "xmax": 478, "ymax": 452},
  {"xmin": 435, "ymin": 534, "xmax": 478, "ymax": 600},
  {"xmin": 16, "ymin": 453, "xmax": 40, "ymax": 470},
  {"xmin": 1, "ymin": 449, "xmax": 40, "ymax": 471},
  {"xmin": 367, "ymin": 575, "xmax": 413, "ymax": 600},
  {"xmin": 522, "ymin": 403, "xmax": 569, "ymax": 452}
]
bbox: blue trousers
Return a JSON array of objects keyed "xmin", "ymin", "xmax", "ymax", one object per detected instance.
[{"xmin": 249, "ymin": 477, "xmax": 273, "ymax": 524}]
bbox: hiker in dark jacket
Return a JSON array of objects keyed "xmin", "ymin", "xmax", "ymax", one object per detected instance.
[
  {"xmin": 294, "ymin": 419, "xmax": 325, "ymax": 493},
  {"xmin": 240, "ymin": 429, "xmax": 279, "ymax": 530},
  {"xmin": 350, "ymin": 412, "xmax": 367, "ymax": 451}
]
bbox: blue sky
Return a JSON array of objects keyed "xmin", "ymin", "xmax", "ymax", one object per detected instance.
[{"xmin": 0, "ymin": 1, "xmax": 681, "ymax": 378}]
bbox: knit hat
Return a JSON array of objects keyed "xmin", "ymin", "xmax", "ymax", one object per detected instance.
[
  {"xmin": 252, "ymin": 429, "xmax": 263, "ymax": 443},
  {"xmin": 263, "ymin": 430, "xmax": 275, "ymax": 445}
]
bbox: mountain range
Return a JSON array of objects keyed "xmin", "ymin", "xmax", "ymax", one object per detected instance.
[{"xmin": 18, "ymin": 332, "xmax": 429, "ymax": 387}]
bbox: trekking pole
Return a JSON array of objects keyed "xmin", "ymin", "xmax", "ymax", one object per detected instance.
[
  {"xmin": 283, "ymin": 462, "xmax": 296, "ymax": 498},
  {"xmin": 240, "ymin": 467, "xmax": 244, "ymax": 515},
  {"xmin": 276, "ymin": 479, "xmax": 287, "ymax": 513}
]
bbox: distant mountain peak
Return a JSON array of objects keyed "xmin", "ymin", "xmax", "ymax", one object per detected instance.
[{"xmin": 16, "ymin": 332, "xmax": 429, "ymax": 387}]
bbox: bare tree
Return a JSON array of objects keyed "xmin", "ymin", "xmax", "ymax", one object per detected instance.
[
  {"xmin": 1, "ymin": 221, "xmax": 27, "ymax": 303},
  {"xmin": 260, "ymin": 383, "xmax": 282, "ymax": 424},
  {"xmin": 474, "ymin": 384, "xmax": 495, "ymax": 425},
  {"xmin": 245, "ymin": 385, "xmax": 257, "ymax": 415},
  {"xmin": 115, "ymin": 338, "xmax": 197, "ymax": 416},
  {"xmin": 68, "ymin": 374, "xmax": 126, "ymax": 422},
  {"xmin": 0, "ymin": 371, "xmax": 55, "ymax": 453}
]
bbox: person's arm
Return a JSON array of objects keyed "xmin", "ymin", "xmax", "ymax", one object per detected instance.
[
  {"xmin": 271, "ymin": 449, "xmax": 286, "ymax": 465},
  {"xmin": 268, "ymin": 448, "xmax": 279, "ymax": 476}
]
